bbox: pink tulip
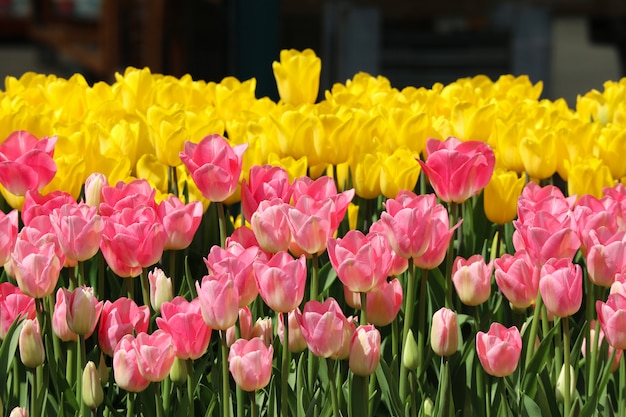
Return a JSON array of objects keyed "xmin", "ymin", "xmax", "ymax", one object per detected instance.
[
  {"xmin": 0, "ymin": 209, "xmax": 18, "ymax": 266},
  {"xmin": 226, "ymin": 226, "xmax": 271, "ymax": 262},
  {"xmin": 196, "ymin": 273, "xmax": 240, "ymax": 330},
  {"xmin": 253, "ymin": 251, "xmax": 307, "ymax": 312},
  {"xmin": 539, "ymin": 258, "xmax": 582, "ymax": 318},
  {"xmin": 19, "ymin": 318, "xmax": 45, "ymax": 368},
  {"xmin": 113, "ymin": 335, "xmax": 150, "ymax": 392},
  {"xmin": 99, "ymin": 178, "xmax": 158, "ymax": 216},
  {"xmin": 476, "ymin": 322, "xmax": 522, "ymax": 377},
  {"xmin": 365, "ymin": 278, "xmax": 403, "ymax": 327},
  {"xmin": 228, "ymin": 337, "xmax": 273, "ymax": 392},
  {"xmin": 133, "ymin": 330, "xmax": 176, "ymax": 382},
  {"xmin": 494, "ymin": 250, "xmax": 540, "ymax": 310},
  {"xmin": 517, "ymin": 182, "xmax": 576, "ymax": 226},
  {"xmin": 349, "ymin": 324, "xmax": 381, "ymax": 376},
  {"xmin": 573, "ymin": 195, "xmax": 618, "ymax": 255},
  {"xmin": 11, "ymin": 223, "xmax": 64, "ymax": 298},
  {"xmin": 241, "ymin": 164, "xmax": 292, "ymax": 222},
  {"xmin": 451, "ymin": 255, "xmax": 493, "ymax": 306},
  {"xmin": 584, "ymin": 228, "xmax": 626, "ymax": 287},
  {"xmin": 287, "ymin": 196, "xmax": 334, "ymax": 256},
  {"xmin": 179, "ymin": 134, "xmax": 248, "ymax": 202},
  {"xmin": 611, "ymin": 273, "xmax": 626, "ymax": 298},
  {"xmin": 250, "ymin": 199, "xmax": 292, "ymax": 253},
  {"xmin": 328, "ymin": 230, "xmax": 392, "ymax": 293},
  {"xmin": 52, "ymin": 288, "xmax": 78, "ymax": 342},
  {"xmin": 98, "ymin": 298, "xmax": 150, "ymax": 356},
  {"xmin": 63, "ymin": 286, "xmax": 103, "ymax": 336},
  {"xmin": 291, "ymin": 176, "xmax": 354, "ymax": 231},
  {"xmin": 49, "ymin": 203, "xmax": 104, "ymax": 266},
  {"xmin": 0, "ymin": 130, "xmax": 57, "ymax": 196},
  {"xmin": 9, "ymin": 407, "xmax": 28, "ymax": 417},
  {"xmin": 582, "ymin": 320, "xmax": 623, "ymax": 373},
  {"xmin": 251, "ymin": 317, "xmax": 273, "ymax": 347},
  {"xmin": 157, "ymin": 195, "xmax": 203, "ymax": 250},
  {"xmin": 148, "ymin": 267, "xmax": 173, "ymax": 314},
  {"xmin": 21, "ymin": 190, "xmax": 77, "ymax": 227},
  {"xmin": 0, "ymin": 282, "xmax": 35, "ymax": 339},
  {"xmin": 100, "ymin": 206, "xmax": 166, "ymax": 278},
  {"xmin": 278, "ymin": 309, "xmax": 307, "ymax": 353},
  {"xmin": 597, "ymin": 292, "xmax": 626, "ymax": 350},
  {"xmin": 418, "ymin": 137, "xmax": 495, "ymax": 204},
  {"xmin": 430, "ymin": 307, "xmax": 459, "ymax": 357},
  {"xmin": 369, "ymin": 221, "xmax": 408, "ymax": 276},
  {"xmin": 205, "ymin": 243, "xmax": 259, "ymax": 307},
  {"xmin": 226, "ymin": 307, "xmax": 253, "ymax": 347},
  {"xmin": 298, "ymin": 298, "xmax": 355, "ymax": 359}
]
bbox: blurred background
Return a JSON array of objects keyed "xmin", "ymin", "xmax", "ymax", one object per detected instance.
[{"xmin": 0, "ymin": 0, "xmax": 624, "ymax": 106}]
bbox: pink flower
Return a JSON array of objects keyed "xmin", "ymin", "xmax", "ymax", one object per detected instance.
[
  {"xmin": 369, "ymin": 221, "xmax": 408, "ymax": 277},
  {"xmin": 228, "ymin": 337, "xmax": 273, "ymax": 392},
  {"xmin": 430, "ymin": 307, "xmax": 459, "ymax": 357},
  {"xmin": 98, "ymin": 298, "xmax": 150, "ymax": 357},
  {"xmin": 582, "ymin": 320, "xmax": 623, "ymax": 373},
  {"xmin": 133, "ymin": 330, "xmax": 176, "ymax": 382},
  {"xmin": 19, "ymin": 318, "xmax": 45, "ymax": 368},
  {"xmin": 205, "ymin": 243, "xmax": 259, "ymax": 307},
  {"xmin": 291, "ymin": 176, "xmax": 354, "ymax": 231},
  {"xmin": 451, "ymin": 255, "xmax": 493, "ymax": 306},
  {"xmin": 278, "ymin": 309, "xmax": 307, "ymax": 353},
  {"xmin": 328, "ymin": 230, "xmax": 392, "ymax": 293},
  {"xmin": 49, "ymin": 203, "xmax": 104, "ymax": 266},
  {"xmin": 0, "ymin": 130, "xmax": 57, "ymax": 196},
  {"xmin": 100, "ymin": 206, "xmax": 166, "ymax": 278},
  {"xmin": 287, "ymin": 197, "xmax": 334, "ymax": 256},
  {"xmin": 226, "ymin": 307, "xmax": 253, "ymax": 347},
  {"xmin": 84, "ymin": 172, "xmax": 107, "ymax": 209},
  {"xmin": 179, "ymin": 134, "xmax": 248, "ymax": 202},
  {"xmin": 349, "ymin": 324, "xmax": 381, "ymax": 376},
  {"xmin": 494, "ymin": 250, "xmax": 540, "ymax": 310},
  {"xmin": 63, "ymin": 286, "xmax": 103, "ymax": 336},
  {"xmin": 0, "ymin": 282, "xmax": 35, "ymax": 339},
  {"xmin": 196, "ymin": 273, "xmax": 240, "ymax": 330},
  {"xmin": 148, "ymin": 267, "xmax": 173, "ymax": 314},
  {"xmin": 476, "ymin": 322, "xmax": 522, "ymax": 377},
  {"xmin": 0, "ymin": 209, "xmax": 18, "ymax": 266},
  {"xmin": 597, "ymin": 292, "xmax": 626, "ymax": 350},
  {"xmin": 540, "ymin": 258, "xmax": 582, "ymax": 318},
  {"xmin": 157, "ymin": 195, "xmax": 203, "ymax": 250},
  {"xmin": 298, "ymin": 298, "xmax": 355, "ymax": 359},
  {"xmin": 584, "ymin": 228, "xmax": 626, "ymax": 287},
  {"xmin": 99, "ymin": 179, "xmax": 158, "ymax": 216},
  {"xmin": 156, "ymin": 297, "xmax": 212, "ymax": 360},
  {"xmin": 250, "ymin": 199, "xmax": 292, "ymax": 253},
  {"xmin": 241, "ymin": 164, "xmax": 292, "ymax": 222},
  {"xmin": 52, "ymin": 288, "xmax": 78, "ymax": 342},
  {"xmin": 253, "ymin": 251, "xmax": 307, "ymax": 312},
  {"xmin": 516, "ymin": 182, "xmax": 576, "ymax": 226},
  {"xmin": 365, "ymin": 278, "xmax": 403, "ymax": 327},
  {"xmin": 21, "ymin": 190, "xmax": 77, "ymax": 227},
  {"xmin": 418, "ymin": 137, "xmax": 495, "ymax": 204},
  {"xmin": 113, "ymin": 335, "xmax": 150, "ymax": 392}
]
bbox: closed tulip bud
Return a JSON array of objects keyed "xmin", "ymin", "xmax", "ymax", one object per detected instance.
[
  {"xmin": 430, "ymin": 308, "xmax": 459, "ymax": 357},
  {"xmin": 402, "ymin": 329, "xmax": 420, "ymax": 371},
  {"xmin": 64, "ymin": 286, "xmax": 102, "ymax": 336},
  {"xmin": 272, "ymin": 48, "xmax": 321, "ymax": 105},
  {"xmin": 9, "ymin": 407, "xmax": 27, "ymax": 417},
  {"xmin": 169, "ymin": 357, "xmax": 189, "ymax": 385},
  {"xmin": 556, "ymin": 364, "xmax": 575, "ymax": 403},
  {"xmin": 349, "ymin": 325, "xmax": 381, "ymax": 376},
  {"xmin": 19, "ymin": 319, "xmax": 45, "ymax": 368},
  {"xmin": 84, "ymin": 172, "xmax": 107, "ymax": 209},
  {"xmin": 451, "ymin": 255, "xmax": 493, "ymax": 306},
  {"xmin": 422, "ymin": 398, "xmax": 434, "ymax": 417},
  {"xmin": 82, "ymin": 361, "xmax": 104, "ymax": 410},
  {"xmin": 148, "ymin": 267, "xmax": 173, "ymax": 314}
]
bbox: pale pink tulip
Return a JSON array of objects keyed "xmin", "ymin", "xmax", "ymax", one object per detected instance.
[
  {"xmin": 251, "ymin": 317, "xmax": 273, "ymax": 347},
  {"xmin": 0, "ymin": 209, "xmax": 18, "ymax": 266},
  {"xmin": 369, "ymin": 221, "xmax": 408, "ymax": 276},
  {"xmin": 0, "ymin": 130, "xmax": 57, "ymax": 196},
  {"xmin": 21, "ymin": 189, "xmax": 77, "ymax": 227},
  {"xmin": 517, "ymin": 182, "xmax": 576, "ymax": 226},
  {"xmin": 250, "ymin": 199, "xmax": 292, "ymax": 253},
  {"xmin": 205, "ymin": 243, "xmax": 259, "ymax": 307},
  {"xmin": 98, "ymin": 298, "xmax": 150, "ymax": 356},
  {"xmin": 298, "ymin": 298, "xmax": 355, "ymax": 359},
  {"xmin": 157, "ymin": 195, "xmax": 203, "ymax": 250},
  {"xmin": 99, "ymin": 178, "xmax": 158, "ymax": 216},
  {"xmin": 278, "ymin": 309, "xmax": 307, "ymax": 353},
  {"xmin": 63, "ymin": 286, "xmax": 103, "ymax": 336},
  {"xmin": 418, "ymin": 137, "xmax": 495, "ymax": 204},
  {"xmin": 84, "ymin": 172, "xmax": 107, "ymax": 209},
  {"xmin": 148, "ymin": 267, "xmax": 173, "ymax": 314},
  {"xmin": 253, "ymin": 251, "xmax": 306, "ymax": 312},
  {"xmin": 494, "ymin": 250, "xmax": 540, "ymax": 310},
  {"xmin": 291, "ymin": 176, "xmax": 354, "ymax": 231},
  {"xmin": 366, "ymin": 278, "xmax": 403, "ymax": 327},
  {"xmin": 196, "ymin": 273, "xmax": 240, "ymax": 330},
  {"xmin": 226, "ymin": 307, "xmax": 253, "ymax": 347},
  {"xmin": 476, "ymin": 322, "xmax": 522, "ymax": 377},
  {"xmin": 430, "ymin": 307, "xmax": 459, "ymax": 357},
  {"xmin": 597, "ymin": 292, "xmax": 626, "ymax": 350},
  {"xmin": 584, "ymin": 228, "xmax": 626, "ymax": 287},
  {"xmin": 9, "ymin": 407, "xmax": 28, "ymax": 417},
  {"xmin": 540, "ymin": 257, "xmax": 582, "ymax": 318},
  {"xmin": 52, "ymin": 288, "xmax": 78, "ymax": 342},
  {"xmin": 50, "ymin": 203, "xmax": 104, "ymax": 266},
  {"xmin": 19, "ymin": 318, "xmax": 45, "ymax": 368},
  {"xmin": 452, "ymin": 255, "xmax": 493, "ymax": 306},
  {"xmin": 287, "ymin": 196, "xmax": 334, "ymax": 256},
  {"xmin": 582, "ymin": 320, "xmax": 623, "ymax": 373},
  {"xmin": 113, "ymin": 335, "xmax": 150, "ymax": 392},
  {"xmin": 228, "ymin": 337, "xmax": 273, "ymax": 392},
  {"xmin": 0, "ymin": 282, "xmax": 35, "ymax": 339},
  {"xmin": 349, "ymin": 324, "xmax": 381, "ymax": 376},
  {"xmin": 179, "ymin": 134, "xmax": 248, "ymax": 202},
  {"xmin": 241, "ymin": 164, "xmax": 292, "ymax": 222},
  {"xmin": 133, "ymin": 330, "xmax": 176, "ymax": 382}
]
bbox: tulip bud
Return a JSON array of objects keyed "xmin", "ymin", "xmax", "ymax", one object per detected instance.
[
  {"xmin": 148, "ymin": 267, "xmax": 173, "ymax": 314},
  {"xmin": 82, "ymin": 361, "xmax": 104, "ymax": 410},
  {"xmin": 430, "ymin": 308, "xmax": 459, "ymax": 357},
  {"xmin": 9, "ymin": 407, "xmax": 27, "ymax": 417},
  {"xmin": 169, "ymin": 357, "xmax": 189, "ymax": 385},
  {"xmin": 19, "ymin": 319, "xmax": 45, "ymax": 368},
  {"xmin": 556, "ymin": 364, "xmax": 575, "ymax": 403},
  {"xmin": 84, "ymin": 172, "xmax": 107, "ymax": 209},
  {"xmin": 349, "ymin": 325, "xmax": 381, "ymax": 376},
  {"xmin": 65, "ymin": 286, "xmax": 101, "ymax": 336},
  {"xmin": 422, "ymin": 398, "xmax": 434, "ymax": 417},
  {"xmin": 402, "ymin": 330, "xmax": 420, "ymax": 371}
]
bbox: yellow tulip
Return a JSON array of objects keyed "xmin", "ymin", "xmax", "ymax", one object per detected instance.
[
  {"xmin": 210, "ymin": 77, "xmax": 257, "ymax": 122},
  {"xmin": 351, "ymin": 152, "xmax": 382, "ymax": 199},
  {"xmin": 271, "ymin": 105, "xmax": 322, "ymax": 165},
  {"xmin": 348, "ymin": 202, "xmax": 359, "ymax": 231},
  {"xmin": 147, "ymin": 105, "xmax": 187, "ymax": 167},
  {"xmin": 387, "ymin": 108, "xmax": 430, "ymax": 154},
  {"xmin": 113, "ymin": 67, "xmax": 157, "ymax": 113},
  {"xmin": 449, "ymin": 101, "xmax": 496, "ymax": 143},
  {"xmin": 493, "ymin": 119, "xmax": 524, "ymax": 173},
  {"xmin": 272, "ymin": 48, "xmax": 321, "ymax": 106},
  {"xmin": 566, "ymin": 157, "xmax": 614, "ymax": 200},
  {"xmin": 597, "ymin": 124, "xmax": 626, "ymax": 179},
  {"xmin": 519, "ymin": 132, "xmax": 557, "ymax": 180},
  {"xmin": 267, "ymin": 154, "xmax": 308, "ymax": 182},
  {"xmin": 483, "ymin": 169, "xmax": 526, "ymax": 225},
  {"xmin": 136, "ymin": 153, "xmax": 169, "ymax": 195},
  {"xmin": 554, "ymin": 120, "xmax": 599, "ymax": 181},
  {"xmin": 379, "ymin": 148, "xmax": 421, "ymax": 199}
]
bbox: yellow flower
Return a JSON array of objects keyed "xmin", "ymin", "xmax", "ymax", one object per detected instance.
[
  {"xmin": 519, "ymin": 132, "xmax": 557, "ymax": 180},
  {"xmin": 483, "ymin": 169, "xmax": 525, "ymax": 225},
  {"xmin": 210, "ymin": 77, "xmax": 258, "ymax": 122},
  {"xmin": 493, "ymin": 119, "xmax": 525, "ymax": 172},
  {"xmin": 267, "ymin": 154, "xmax": 308, "ymax": 182},
  {"xmin": 449, "ymin": 101, "xmax": 496, "ymax": 143},
  {"xmin": 113, "ymin": 67, "xmax": 158, "ymax": 113},
  {"xmin": 597, "ymin": 124, "xmax": 626, "ymax": 179},
  {"xmin": 387, "ymin": 108, "xmax": 430, "ymax": 154},
  {"xmin": 554, "ymin": 120, "xmax": 599, "ymax": 181},
  {"xmin": 147, "ymin": 105, "xmax": 187, "ymax": 167},
  {"xmin": 566, "ymin": 157, "xmax": 614, "ymax": 200},
  {"xmin": 271, "ymin": 105, "xmax": 322, "ymax": 165},
  {"xmin": 316, "ymin": 110, "xmax": 355, "ymax": 165},
  {"xmin": 272, "ymin": 48, "xmax": 321, "ymax": 105},
  {"xmin": 136, "ymin": 153, "xmax": 168, "ymax": 195},
  {"xmin": 348, "ymin": 202, "xmax": 359, "ymax": 231},
  {"xmin": 351, "ymin": 152, "xmax": 382, "ymax": 199},
  {"xmin": 379, "ymin": 147, "xmax": 421, "ymax": 199}
]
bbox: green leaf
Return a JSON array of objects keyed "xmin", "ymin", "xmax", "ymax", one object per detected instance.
[
  {"xmin": 317, "ymin": 261, "xmax": 337, "ymax": 297},
  {"xmin": 0, "ymin": 317, "xmax": 21, "ymax": 390},
  {"xmin": 522, "ymin": 320, "xmax": 558, "ymax": 396},
  {"xmin": 522, "ymin": 394, "xmax": 542, "ymax": 417},
  {"xmin": 375, "ymin": 358, "xmax": 404, "ymax": 416}
]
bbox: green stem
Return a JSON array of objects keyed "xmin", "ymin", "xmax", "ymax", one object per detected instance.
[
  {"xmin": 444, "ymin": 202, "xmax": 459, "ymax": 309},
  {"xmin": 392, "ymin": 315, "xmax": 399, "ymax": 361},
  {"xmin": 156, "ymin": 381, "xmax": 164, "ymax": 417},
  {"xmin": 162, "ymin": 377, "xmax": 171, "ymax": 415},
  {"xmin": 140, "ymin": 268, "xmax": 151, "ymax": 311},
  {"xmin": 360, "ymin": 292, "xmax": 367, "ymax": 325},
  {"xmin": 310, "ymin": 253, "xmax": 320, "ymax": 301},
  {"xmin": 326, "ymin": 358, "xmax": 340, "ymax": 417},
  {"xmin": 524, "ymin": 291, "xmax": 543, "ymax": 369},
  {"xmin": 78, "ymin": 334, "xmax": 88, "ymax": 416},
  {"xmin": 220, "ymin": 331, "xmax": 231, "ymax": 417},
  {"xmin": 30, "ymin": 367, "xmax": 40, "ymax": 417},
  {"xmin": 98, "ymin": 252, "xmax": 105, "ymax": 300},
  {"xmin": 250, "ymin": 390, "xmax": 258, "ymax": 417},
  {"xmin": 619, "ymin": 355, "xmax": 625, "ymax": 417},
  {"xmin": 475, "ymin": 309, "xmax": 486, "ymax": 417},
  {"xmin": 187, "ymin": 359, "xmax": 195, "ymax": 417},
  {"xmin": 217, "ymin": 202, "xmax": 228, "ymax": 248},
  {"xmin": 78, "ymin": 261, "xmax": 85, "ymax": 287},
  {"xmin": 170, "ymin": 165, "xmax": 179, "ymax": 197},
  {"xmin": 281, "ymin": 312, "xmax": 290, "ymax": 417},
  {"xmin": 399, "ymin": 258, "xmax": 416, "ymax": 402},
  {"xmin": 169, "ymin": 250, "xmax": 177, "ymax": 290},
  {"xmin": 308, "ymin": 253, "xmax": 320, "ymax": 396},
  {"xmin": 587, "ymin": 281, "xmax": 599, "ymax": 397},
  {"xmin": 435, "ymin": 357, "xmax": 451, "ymax": 417},
  {"xmin": 499, "ymin": 377, "xmax": 510, "ymax": 417},
  {"xmin": 416, "ymin": 268, "xmax": 428, "ymax": 383},
  {"xmin": 563, "ymin": 318, "xmax": 572, "ymax": 417},
  {"xmin": 352, "ymin": 374, "xmax": 369, "ymax": 417},
  {"xmin": 126, "ymin": 393, "xmax": 135, "ymax": 417}
]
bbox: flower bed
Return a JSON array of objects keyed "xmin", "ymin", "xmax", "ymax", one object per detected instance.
[{"xmin": 0, "ymin": 48, "xmax": 625, "ymax": 417}]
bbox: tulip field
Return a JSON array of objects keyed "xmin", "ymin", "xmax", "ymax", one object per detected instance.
[{"xmin": 1, "ymin": 48, "xmax": 626, "ymax": 417}]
